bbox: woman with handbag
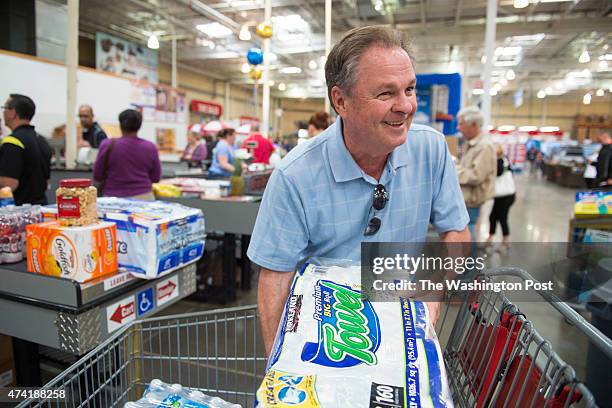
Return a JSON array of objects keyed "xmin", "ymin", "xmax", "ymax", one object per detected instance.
[
  {"xmin": 486, "ymin": 144, "xmax": 516, "ymax": 249},
  {"xmin": 93, "ymin": 109, "xmax": 161, "ymax": 200}
]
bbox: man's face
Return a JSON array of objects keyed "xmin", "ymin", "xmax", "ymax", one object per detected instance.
[
  {"xmin": 333, "ymin": 46, "xmax": 417, "ymax": 155},
  {"xmin": 458, "ymin": 118, "xmax": 480, "ymax": 140},
  {"xmin": 78, "ymin": 107, "xmax": 94, "ymax": 128},
  {"xmin": 2, "ymin": 98, "xmax": 15, "ymax": 127},
  {"xmin": 600, "ymin": 133, "xmax": 611, "ymax": 145}
]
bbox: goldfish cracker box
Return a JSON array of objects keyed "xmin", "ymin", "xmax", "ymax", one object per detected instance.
[
  {"xmin": 26, "ymin": 221, "xmax": 117, "ymax": 283},
  {"xmin": 256, "ymin": 260, "xmax": 453, "ymax": 408}
]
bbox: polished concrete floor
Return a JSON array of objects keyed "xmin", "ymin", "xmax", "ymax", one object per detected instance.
[{"xmin": 156, "ymin": 171, "xmax": 610, "ymax": 405}]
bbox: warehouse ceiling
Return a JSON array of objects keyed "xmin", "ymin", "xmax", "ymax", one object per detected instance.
[{"xmin": 73, "ymin": 0, "xmax": 612, "ymax": 100}]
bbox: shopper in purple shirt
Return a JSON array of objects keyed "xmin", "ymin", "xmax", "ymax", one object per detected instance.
[{"xmin": 93, "ymin": 109, "xmax": 161, "ymax": 199}]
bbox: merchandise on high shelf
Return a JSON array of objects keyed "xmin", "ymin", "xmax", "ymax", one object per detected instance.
[
  {"xmin": 26, "ymin": 221, "xmax": 117, "ymax": 283},
  {"xmin": 0, "ymin": 205, "xmax": 42, "ymax": 264},
  {"xmin": 42, "ymin": 198, "xmax": 206, "ymax": 279},
  {"xmin": 575, "ymin": 191, "xmax": 612, "ymax": 215},
  {"xmin": 257, "ymin": 260, "xmax": 453, "ymax": 408},
  {"xmin": 0, "ymin": 187, "xmax": 15, "ymax": 207},
  {"xmin": 123, "ymin": 378, "xmax": 240, "ymax": 408}
]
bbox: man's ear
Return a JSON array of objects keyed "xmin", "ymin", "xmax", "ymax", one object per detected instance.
[{"xmin": 331, "ymin": 86, "xmax": 348, "ymax": 115}]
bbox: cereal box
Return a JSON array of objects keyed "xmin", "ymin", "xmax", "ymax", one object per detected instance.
[{"xmin": 26, "ymin": 221, "xmax": 118, "ymax": 283}]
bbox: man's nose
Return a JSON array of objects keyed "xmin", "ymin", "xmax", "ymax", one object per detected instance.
[{"xmin": 392, "ymin": 93, "xmax": 415, "ymax": 115}]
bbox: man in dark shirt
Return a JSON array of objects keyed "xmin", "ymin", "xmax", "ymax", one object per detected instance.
[
  {"xmin": 595, "ymin": 129, "xmax": 612, "ymax": 187},
  {"xmin": 78, "ymin": 104, "xmax": 107, "ymax": 148},
  {"xmin": 0, "ymin": 94, "xmax": 51, "ymax": 205}
]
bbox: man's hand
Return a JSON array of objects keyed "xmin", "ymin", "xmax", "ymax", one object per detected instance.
[
  {"xmin": 0, "ymin": 176, "xmax": 18, "ymax": 191},
  {"xmin": 78, "ymin": 139, "xmax": 90, "ymax": 148},
  {"xmin": 425, "ymin": 301, "xmax": 441, "ymax": 329},
  {"xmin": 257, "ymin": 267, "xmax": 295, "ymax": 356}
]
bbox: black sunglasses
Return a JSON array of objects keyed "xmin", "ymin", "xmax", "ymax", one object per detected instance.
[{"xmin": 364, "ymin": 184, "xmax": 389, "ymax": 236}]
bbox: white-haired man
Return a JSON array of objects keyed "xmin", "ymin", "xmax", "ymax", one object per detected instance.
[{"xmin": 456, "ymin": 106, "xmax": 497, "ymax": 240}]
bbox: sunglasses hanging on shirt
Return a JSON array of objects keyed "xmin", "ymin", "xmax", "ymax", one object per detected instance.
[{"xmin": 364, "ymin": 183, "xmax": 389, "ymax": 236}]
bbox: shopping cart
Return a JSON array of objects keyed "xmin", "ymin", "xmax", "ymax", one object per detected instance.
[
  {"xmin": 16, "ymin": 306, "xmax": 268, "ymax": 408},
  {"xmin": 438, "ymin": 267, "xmax": 612, "ymax": 408},
  {"xmin": 17, "ymin": 268, "xmax": 612, "ymax": 407}
]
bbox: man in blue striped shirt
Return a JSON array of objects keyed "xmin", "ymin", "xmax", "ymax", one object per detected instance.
[{"xmin": 247, "ymin": 26, "xmax": 470, "ymax": 355}]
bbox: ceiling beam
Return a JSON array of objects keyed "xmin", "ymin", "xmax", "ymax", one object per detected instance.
[
  {"xmin": 454, "ymin": 0, "xmax": 463, "ymax": 26},
  {"xmin": 419, "ymin": 0, "xmax": 427, "ymax": 26}
]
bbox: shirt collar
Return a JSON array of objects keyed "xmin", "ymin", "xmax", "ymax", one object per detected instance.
[
  {"xmin": 327, "ymin": 117, "xmax": 411, "ymax": 183},
  {"xmin": 327, "ymin": 117, "xmax": 365, "ymax": 183},
  {"xmin": 467, "ymin": 132, "xmax": 485, "ymax": 147}
]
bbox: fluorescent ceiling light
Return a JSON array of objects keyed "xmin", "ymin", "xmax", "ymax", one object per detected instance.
[
  {"xmin": 537, "ymin": 90, "xmax": 546, "ymax": 99},
  {"xmin": 519, "ymin": 126, "xmax": 538, "ymax": 132},
  {"xmin": 506, "ymin": 69, "xmax": 516, "ymax": 80},
  {"xmin": 278, "ymin": 83, "xmax": 287, "ymax": 91},
  {"xmin": 280, "ymin": 66, "xmax": 302, "ymax": 74},
  {"xmin": 513, "ymin": 0, "xmax": 529, "ymax": 9},
  {"xmin": 196, "ymin": 22, "xmax": 232, "ymax": 38},
  {"xmin": 579, "ymin": 48, "xmax": 590, "ymax": 63},
  {"xmin": 583, "ymin": 93, "xmax": 591, "ymax": 105},
  {"xmin": 540, "ymin": 126, "xmax": 560, "ymax": 132},
  {"xmin": 448, "ymin": 60, "xmax": 458, "ymax": 72},
  {"xmin": 196, "ymin": 38, "xmax": 215, "ymax": 49},
  {"xmin": 596, "ymin": 88, "xmax": 605, "ymax": 97},
  {"xmin": 241, "ymin": 63, "xmax": 251, "ymax": 74},
  {"xmin": 494, "ymin": 59, "xmax": 520, "ymax": 67},
  {"xmin": 239, "ymin": 25, "xmax": 251, "ymax": 41},
  {"xmin": 545, "ymin": 87, "xmax": 552, "ymax": 94},
  {"xmin": 498, "ymin": 125, "xmax": 516, "ymax": 132},
  {"xmin": 495, "ymin": 46, "xmax": 522, "ymax": 56},
  {"xmin": 147, "ymin": 34, "xmax": 159, "ymax": 49},
  {"xmin": 565, "ymin": 69, "xmax": 592, "ymax": 87},
  {"xmin": 472, "ymin": 89, "xmax": 484, "ymax": 95}
]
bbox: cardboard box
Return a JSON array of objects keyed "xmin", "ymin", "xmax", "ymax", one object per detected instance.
[
  {"xmin": 97, "ymin": 198, "xmax": 205, "ymax": 279},
  {"xmin": 445, "ymin": 136, "xmax": 459, "ymax": 158},
  {"xmin": 0, "ymin": 335, "xmax": 13, "ymax": 366},
  {"xmin": 26, "ymin": 221, "xmax": 118, "ymax": 283},
  {"xmin": 41, "ymin": 200, "xmax": 205, "ymax": 279},
  {"xmin": 0, "ymin": 361, "xmax": 15, "ymax": 387}
]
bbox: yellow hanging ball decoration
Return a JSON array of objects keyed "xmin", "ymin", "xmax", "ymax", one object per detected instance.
[
  {"xmin": 256, "ymin": 22, "xmax": 273, "ymax": 39},
  {"xmin": 249, "ymin": 67, "xmax": 262, "ymax": 80}
]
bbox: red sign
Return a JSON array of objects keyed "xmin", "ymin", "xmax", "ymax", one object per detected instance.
[
  {"xmin": 158, "ymin": 280, "xmax": 177, "ymax": 300},
  {"xmin": 190, "ymin": 100, "xmax": 223, "ymax": 117},
  {"xmin": 110, "ymin": 301, "xmax": 135, "ymax": 324},
  {"xmin": 239, "ymin": 116, "xmax": 260, "ymax": 126},
  {"xmin": 57, "ymin": 196, "xmax": 81, "ymax": 218}
]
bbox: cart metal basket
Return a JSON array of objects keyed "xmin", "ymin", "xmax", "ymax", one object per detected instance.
[{"xmin": 17, "ymin": 268, "xmax": 612, "ymax": 408}]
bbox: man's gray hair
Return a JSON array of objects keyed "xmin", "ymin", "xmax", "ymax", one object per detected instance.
[
  {"xmin": 457, "ymin": 106, "xmax": 484, "ymax": 128},
  {"xmin": 325, "ymin": 25, "xmax": 414, "ymax": 113}
]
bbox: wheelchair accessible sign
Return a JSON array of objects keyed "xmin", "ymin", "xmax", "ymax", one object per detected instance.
[{"xmin": 136, "ymin": 287, "xmax": 155, "ymax": 318}]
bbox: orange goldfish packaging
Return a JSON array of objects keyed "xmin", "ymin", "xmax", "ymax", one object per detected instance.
[{"xmin": 26, "ymin": 221, "xmax": 117, "ymax": 283}]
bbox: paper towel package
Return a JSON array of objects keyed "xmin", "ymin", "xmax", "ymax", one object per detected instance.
[
  {"xmin": 256, "ymin": 261, "xmax": 453, "ymax": 408},
  {"xmin": 42, "ymin": 199, "xmax": 206, "ymax": 279},
  {"xmin": 96, "ymin": 198, "xmax": 205, "ymax": 279},
  {"xmin": 26, "ymin": 221, "xmax": 117, "ymax": 283}
]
